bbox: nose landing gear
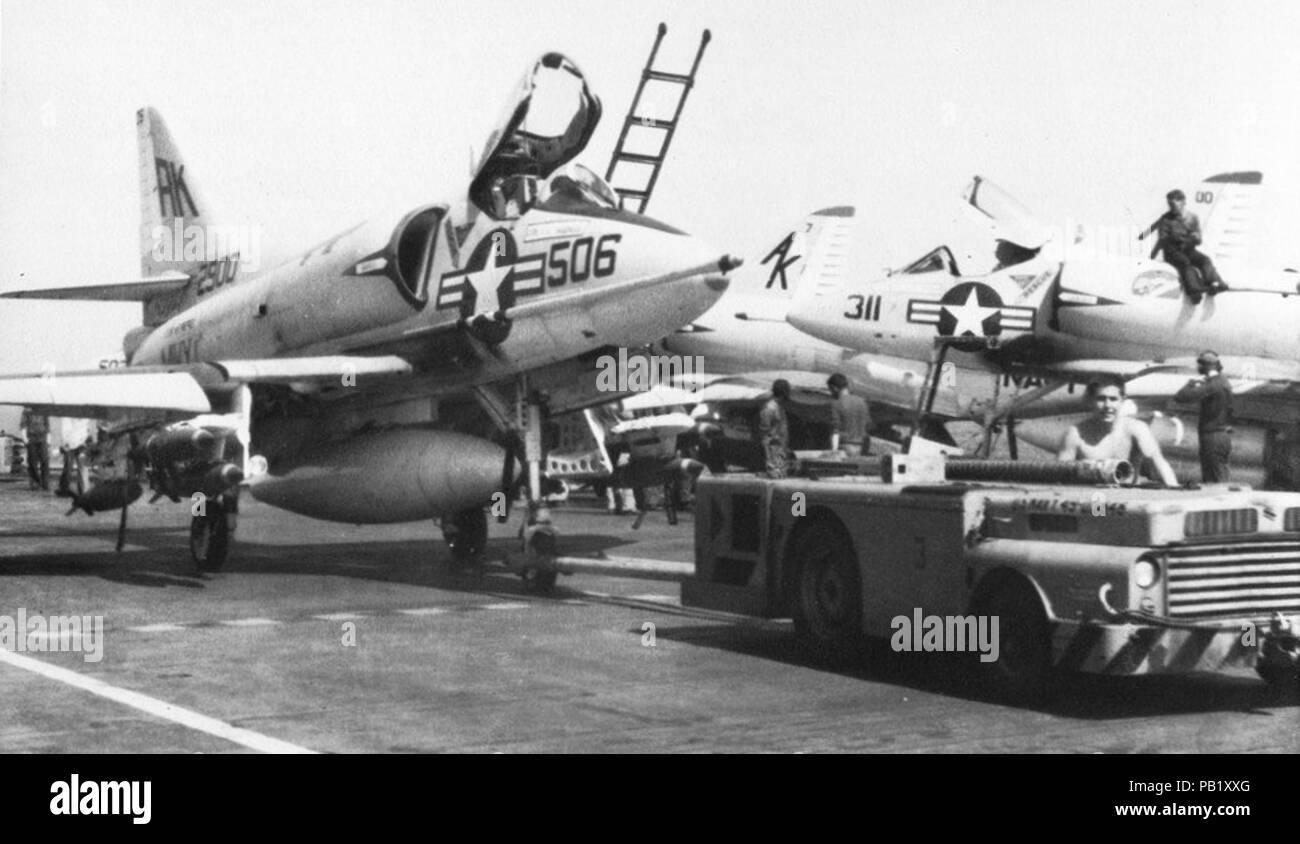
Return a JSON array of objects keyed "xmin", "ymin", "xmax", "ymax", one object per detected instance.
[{"xmin": 474, "ymin": 378, "xmax": 561, "ymax": 592}]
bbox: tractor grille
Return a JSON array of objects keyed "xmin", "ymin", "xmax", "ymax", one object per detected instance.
[
  {"xmin": 1166, "ymin": 540, "xmax": 1300, "ymax": 620},
  {"xmin": 1184, "ymin": 508, "xmax": 1257, "ymax": 537}
]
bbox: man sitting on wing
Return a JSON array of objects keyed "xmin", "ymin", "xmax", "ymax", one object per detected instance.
[{"xmin": 1056, "ymin": 378, "xmax": 1179, "ymax": 486}]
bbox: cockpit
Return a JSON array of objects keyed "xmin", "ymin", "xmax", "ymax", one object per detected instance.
[
  {"xmin": 889, "ymin": 238, "xmax": 1041, "ymax": 282},
  {"xmin": 469, "ymin": 52, "xmax": 603, "ymax": 219},
  {"xmin": 539, "ymin": 164, "xmax": 620, "ymax": 210},
  {"xmin": 892, "ymin": 245, "xmax": 961, "ymax": 277},
  {"xmin": 485, "ymin": 163, "xmax": 621, "ymax": 219},
  {"xmin": 887, "ymin": 175, "xmax": 1052, "ymax": 280}
]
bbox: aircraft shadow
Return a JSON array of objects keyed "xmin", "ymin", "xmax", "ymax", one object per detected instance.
[
  {"xmin": 648, "ymin": 622, "xmax": 1298, "ymax": 719},
  {"xmin": 0, "ymin": 530, "xmax": 645, "ymax": 597}
]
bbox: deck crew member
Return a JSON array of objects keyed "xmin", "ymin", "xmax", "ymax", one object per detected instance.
[
  {"xmin": 1056, "ymin": 379, "xmax": 1179, "ymax": 486},
  {"xmin": 1138, "ymin": 189, "xmax": 1228, "ymax": 303},
  {"xmin": 1173, "ymin": 350, "xmax": 1234, "ymax": 484},
  {"xmin": 20, "ymin": 408, "xmax": 50, "ymax": 491},
  {"xmin": 827, "ymin": 372, "xmax": 870, "ymax": 457},
  {"xmin": 757, "ymin": 379, "xmax": 792, "ymax": 478}
]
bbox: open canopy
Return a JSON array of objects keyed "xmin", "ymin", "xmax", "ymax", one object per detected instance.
[{"xmin": 469, "ymin": 53, "xmax": 603, "ymax": 218}]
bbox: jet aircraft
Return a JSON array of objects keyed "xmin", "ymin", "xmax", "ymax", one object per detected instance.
[
  {"xmin": 784, "ymin": 172, "xmax": 1300, "ymax": 482},
  {"xmin": 0, "ymin": 53, "xmax": 739, "ymax": 584}
]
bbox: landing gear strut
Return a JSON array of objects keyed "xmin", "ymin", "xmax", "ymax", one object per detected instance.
[
  {"xmin": 190, "ymin": 492, "xmax": 236, "ymax": 573},
  {"xmin": 513, "ymin": 389, "xmax": 559, "ymax": 592},
  {"xmin": 475, "ymin": 378, "xmax": 560, "ymax": 592}
]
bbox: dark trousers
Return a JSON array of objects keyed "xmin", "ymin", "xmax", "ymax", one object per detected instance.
[
  {"xmin": 1199, "ymin": 430, "xmax": 1231, "ymax": 484},
  {"xmin": 764, "ymin": 441, "xmax": 790, "ymax": 478},
  {"xmin": 26, "ymin": 440, "xmax": 49, "ymax": 489},
  {"xmin": 1164, "ymin": 248, "xmax": 1222, "ymax": 298},
  {"xmin": 58, "ymin": 446, "xmax": 81, "ymax": 494}
]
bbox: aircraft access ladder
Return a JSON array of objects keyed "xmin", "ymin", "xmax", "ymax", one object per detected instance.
[{"xmin": 605, "ymin": 23, "xmax": 711, "ymax": 213}]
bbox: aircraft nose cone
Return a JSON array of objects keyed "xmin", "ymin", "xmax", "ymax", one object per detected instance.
[
  {"xmin": 709, "ymin": 254, "xmax": 743, "ymax": 290},
  {"xmin": 593, "ymin": 226, "xmax": 741, "ymax": 350},
  {"xmin": 786, "ymin": 294, "xmax": 822, "ymax": 334},
  {"xmin": 667, "ymin": 232, "xmax": 740, "ymax": 292},
  {"xmin": 785, "ymin": 287, "xmax": 861, "ymax": 351}
]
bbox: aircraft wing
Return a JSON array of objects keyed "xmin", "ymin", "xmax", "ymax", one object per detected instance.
[
  {"xmin": 671, "ymin": 371, "xmax": 834, "ymax": 406},
  {"xmin": 0, "ymin": 355, "xmax": 414, "ymax": 417},
  {"xmin": 619, "ymin": 385, "xmax": 701, "ymax": 412},
  {"xmin": 610, "ymin": 411, "xmax": 696, "ymax": 438},
  {"xmin": 0, "ymin": 371, "xmax": 213, "ymax": 417},
  {"xmin": 1027, "ymin": 356, "xmax": 1300, "ymax": 384}
]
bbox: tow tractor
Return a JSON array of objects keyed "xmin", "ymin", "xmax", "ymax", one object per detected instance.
[
  {"xmin": 682, "ymin": 337, "xmax": 1300, "ymax": 699},
  {"xmin": 684, "ymin": 450, "xmax": 1300, "ymax": 699}
]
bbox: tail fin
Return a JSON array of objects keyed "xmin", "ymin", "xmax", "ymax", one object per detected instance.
[
  {"xmin": 3, "ymin": 109, "xmax": 226, "ymax": 327},
  {"xmin": 1189, "ymin": 171, "xmax": 1262, "ymax": 264},
  {"xmin": 138, "ymin": 107, "xmax": 223, "ymax": 278},
  {"xmin": 739, "ymin": 206, "xmax": 855, "ymax": 299}
]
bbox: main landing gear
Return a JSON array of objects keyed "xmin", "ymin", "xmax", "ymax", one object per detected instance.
[
  {"xmin": 442, "ymin": 507, "xmax": 488, "ymax": 571},
  {"xmin": 190, "ymin": 491, "xmax": 238, "ymax": 573}
]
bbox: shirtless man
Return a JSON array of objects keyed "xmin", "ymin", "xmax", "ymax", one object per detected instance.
[{"xmin": 1056, "ymin": 379, "xmax": 1179, "ymax": 486}]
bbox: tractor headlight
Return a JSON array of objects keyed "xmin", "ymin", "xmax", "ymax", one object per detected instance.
[{"xmin": 1135, "ymin": 558, "xmax": 1160, "ymax": 589}]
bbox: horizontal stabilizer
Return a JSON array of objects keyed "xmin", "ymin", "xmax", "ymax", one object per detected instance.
[{"xmin": 1, "ymin": 273, "xmax": 190, "ymax": 302}]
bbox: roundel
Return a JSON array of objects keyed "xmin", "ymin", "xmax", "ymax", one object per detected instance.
[{"xmin": 935, "ymin": 281, "xmax": 1007, "ymax": 337}]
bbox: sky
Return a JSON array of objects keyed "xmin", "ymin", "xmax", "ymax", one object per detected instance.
[{"xmin": 2, "ymin": 0, "xmax": 1300, "ymax": 430}]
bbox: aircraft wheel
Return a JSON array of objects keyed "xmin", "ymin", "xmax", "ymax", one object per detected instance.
[
  {"xmin": 1257, "ymin": 663, "xmax": 1299, "ymax": 698},
  {"xmin": 973, "ymin": 579, "xmax": 1053, "ymax": 704},
  {"xmin": 1257, "ymin": 635, "xmax": 1300, "ymax": 698},
  {"xmin": 190, "ymin": 500, "xmax": 230, "ymax": 573},
  {"xmin": 521, "ymin": 566, "xmax": 558, "ymax": 593},
  {"xmin": 520, "ymin": 526, "xmax": 558, "ymax": 593},
  {"xmin": 792, "ymin": 520, "xmax": 863, "ymax": 663},
  {"xmin": 443, "ymin": 507, "xmax": 488, "ymax": 570}
]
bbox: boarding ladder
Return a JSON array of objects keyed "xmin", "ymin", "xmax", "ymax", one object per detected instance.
[{"xmin": 605, "ymin": 23, "xmax": 711, "ymax": 213}]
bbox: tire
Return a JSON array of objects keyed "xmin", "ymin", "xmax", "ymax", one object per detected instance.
[
  {"xmin": 791, "ymin": 520, "xmax": 863, "ymax": 663},
  {"xmin": 1257, "ymin": 636, "xmax": 1300, "ymax": 698},
  {"xmin": 520, "ymin": 525, "xmax": 558, "ymax": 593},
  {"xmin": 973, "ymin": 578, "xmax": 1052, "ymax": 704},
  {"xmin": 1257, "ymin": 664, "xmax": 1298, "ymax": 697},
  {"xmin": 190, "ymin": 504, "xmax": 229, "ymax": 573},
  {"xmin": 521, "ymin": 566, "xmax": 558, "ymax": 593},
  {"xmin": 443, "ymin": 507, "xmax": 488, "ymax": 569}
]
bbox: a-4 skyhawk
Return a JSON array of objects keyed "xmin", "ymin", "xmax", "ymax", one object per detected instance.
[
  {"xmin": 0, "ymin": 52, "xmax": 739, "ymax": 583},
  {"xmin": 784, "ymin": 172, "xmax": 1300, "ymax": 483}
]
